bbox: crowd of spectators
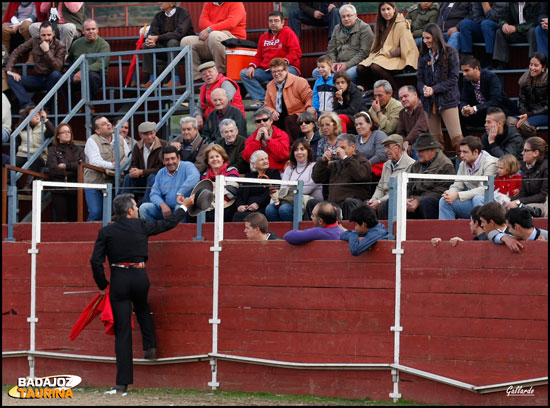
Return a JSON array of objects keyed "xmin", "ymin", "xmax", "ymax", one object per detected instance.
[{"xmin": 2, "ymin": 2, "xmax": 548, "ymax": 235}]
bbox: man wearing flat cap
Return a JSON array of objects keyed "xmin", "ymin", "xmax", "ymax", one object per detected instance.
[
  {"xmin": 120, "ymin": 121, "xmax": 167, "ymax": 204},
  {"xmin": 367, "ymin": 134, "xmax": 416, "ymax": 219},
  {"xmin": 193, "ymin": 61, "xmax": 244, "ymax": 129},
  {"xmin": 405, "ymin": 133, "xmax": 455, "ymax": 219}
]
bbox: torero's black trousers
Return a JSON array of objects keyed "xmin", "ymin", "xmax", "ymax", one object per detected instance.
[{"xmin": 109, "ymin": 266, "xmax": 156, "ymax": 386}]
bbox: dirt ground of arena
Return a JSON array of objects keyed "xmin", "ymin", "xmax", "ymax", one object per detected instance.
[{"xmin": 3, "ymin": 386, "xmax": 419, "ymax": 406}]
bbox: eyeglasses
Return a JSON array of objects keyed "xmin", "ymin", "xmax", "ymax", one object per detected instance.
[
  {"xmin": 255, "ymin": 117, "xmax": 270, "ymax": 124},
  {"xmin": 522, "ymin": 149, "xmax": 533, "ymax": 152},
  {"xmin": 271, "ymin": 69, "xmax": 285, "ymax": 75},
  {"xmin": 299, "ymin": 120, "xmax": 313, "ymax": 125}
]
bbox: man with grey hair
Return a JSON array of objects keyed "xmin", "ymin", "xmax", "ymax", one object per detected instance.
[
  {"xmin": 201, "ymin": 88, "xmax": 247, "ymax": 143},
  {"xmin": 396, "ymin": 85, "xmax": 428, "ymax": 159},
  {"xmin": 368, "ymin": 79, "xmax": 403, "ymax": 136},
  {"xmin": 315, "ymin": 4, "xmax": 374, "ymax": 83},
  {"xmin": 170, "ymin": 116, "xmax": 208, "ymax": 173},
  {"xmin": 215, "ymin": 118, "xmax": 249, "ymax": 174},
  {"xmin": 367, "ymin": 134, "xmax": 415, "ymax": 220},
  {"xmin": 310, "ymin": 133, "xmax": 372, "ymax": 220},
  {"xmin": 90, "ymin": 192, "xmax": 194, "ymax": 395}
]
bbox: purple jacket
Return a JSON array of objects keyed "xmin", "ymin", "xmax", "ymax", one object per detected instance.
[{"xmin": 284, "ymin": 225, "xmax": 343, "ymax": 245}]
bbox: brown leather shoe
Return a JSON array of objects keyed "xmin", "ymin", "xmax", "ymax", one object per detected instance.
[
  {"xmin": 141, "ymin": 81, "xmax": 153, "ymax": 88},
  {"xmin": 143, "ymin": 347, "xmax": 157, "ymax": 360},
  {"xmin": 163, "ymin": 80, "xmax": 181, "ymax": 88}
]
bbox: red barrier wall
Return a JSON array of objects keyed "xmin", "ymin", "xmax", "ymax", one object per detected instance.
[{"xmin": 2, "ymin": 236, "xmax": 548, "ymax": 405}]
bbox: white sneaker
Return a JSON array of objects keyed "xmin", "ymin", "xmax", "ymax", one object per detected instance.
[
  {"xmin": 104, "ymin": 385, "xmax": 127, "ymax": 396},
  {"xmin": 248, "ymin": 100, "xmax": 264, "ymax": 109}
]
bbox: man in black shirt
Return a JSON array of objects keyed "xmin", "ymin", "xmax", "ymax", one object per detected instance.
[{"xmin": 90, "ymin": 193, "xmax": 194, "ymax": 394}]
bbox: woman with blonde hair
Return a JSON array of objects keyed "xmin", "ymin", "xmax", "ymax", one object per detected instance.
[{"xmin": 315, "ymin": 111, "xmax": 342, "ymax": 159}]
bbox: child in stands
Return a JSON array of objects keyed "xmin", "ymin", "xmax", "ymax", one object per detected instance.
[
  {"xmin": 312, "ymin": 55, "xmax": 336, "ymax": 123},
  {"xmin": 494, "ymin": 154, "xmax": 522, "ymax": 203}
]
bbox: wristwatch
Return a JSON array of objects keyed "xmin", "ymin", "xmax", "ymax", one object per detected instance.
[
  {"xmin": 206, "ymin": 26, "xmax": 212, "ymax": 33},
  {"xmin": 515, "ymin": 199, "xmax": 522, "ymax": 206}
]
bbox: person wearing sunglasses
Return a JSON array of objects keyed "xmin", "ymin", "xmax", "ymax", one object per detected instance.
[
  {"xmin": 241, "ymin": 107, "xmax": 290, "ymax": 173},
  {"xmin": 297, "ymin": 111, "xmax": 322, "ymax": 161}
]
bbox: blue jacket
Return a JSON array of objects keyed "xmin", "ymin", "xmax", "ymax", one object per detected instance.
[
  {"xmin": 460, "ymin": 69, "xmax": 517, "ymax": 117},
  {"xmin": 150, "ymin": 161, "xmax": 200, "ymax": 209},
  {"xmin": 312, "ymin": 74, "xmax": 335, "ymax": 113},
  {"xmin": 417, "ymin": 46, "xmax": 461, "ymax": 114},
  {"xmin": 340, "ymin": 223, "xmax": 389, "ymax": 256}
]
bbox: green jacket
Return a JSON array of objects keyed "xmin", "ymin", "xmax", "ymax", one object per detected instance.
[
  {"xmin": 407, "ymin": 3, "xmax": 439, "ymax": 39},
  {"xmin": 368, "ymin": 97, "xmax": 403, "ymax": 136},
  {"xmin": 327, "ymin": 19, "xmax": 374, "ymax": 68}
]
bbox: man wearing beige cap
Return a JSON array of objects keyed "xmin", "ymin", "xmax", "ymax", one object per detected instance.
[
  {"xmin": 367, "ymin": 134, "xmax": 415, "ymax": 219},
  {"xmin": 120, "ymin": 121, "xmax": 167, "ymax": 204},
  {"xmin": 193, "ymin": 61, "xmax": 244, "ymax": 129}
]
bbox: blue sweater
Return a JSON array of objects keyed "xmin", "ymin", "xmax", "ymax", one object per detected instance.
[
  {"xmin": 150, "ymin": 161, "xmax": 200, "ymax": 209},
  {"xmin": 284, "ymin": 225, "xmax": 343, "ymax": 245},
  {"xmin": 340, "ymin": 223, "xmax": 389, "ymax": 256}
]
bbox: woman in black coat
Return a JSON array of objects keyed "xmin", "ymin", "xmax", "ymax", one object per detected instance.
[
  {"xmin": 333, "ymin": 70, "xmax": 369, "ymax": 134},
  {"xmin": 417, "ymin": 23, "xmax": 463, "ymax": 153},
  {"xmin": 512, "ymin": 52, "xmax": 548, "ymax": 138},
  {"xmin": 232, "ymin": 149, "xmax": 281, "ymax": 222},
  {"xmin": 46, "ymin": 123, "xmax": 85, "ymax": 221}
]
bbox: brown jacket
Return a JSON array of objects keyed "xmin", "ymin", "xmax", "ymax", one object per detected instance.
[
  {"xmin": 7, "ymin": 37, "xmax": 65, "ymax": 75},
  {"xmin": 129, "ymin": 136, "xmax": 167, "ymax": 178},
  {"xmin": 312, "ymin": 154, "xmax": 372, "ymax": 206},
  {"xmin": 265, "ymin": 72, "xmax": 313, "ymax": 116},
  {"xmin": 360, "ymin": 13, "xmax": 418, "ymax": 71}
]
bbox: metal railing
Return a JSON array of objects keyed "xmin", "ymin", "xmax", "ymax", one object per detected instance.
[{"xmin": 5, "ymin": 46, "xmax": 195, "ymax": 231}]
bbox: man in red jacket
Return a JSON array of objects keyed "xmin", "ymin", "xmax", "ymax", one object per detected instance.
[
  {"xmin": 180, "ymin": 2, "xmax": 246, "ymax": 80},
  {"xmin": 241, "ymin": 107, "xmax": 290, "ymax": 173},
  {"xmin": 240, "ymin": 10, "xmax": 302, "ymax": 108}
]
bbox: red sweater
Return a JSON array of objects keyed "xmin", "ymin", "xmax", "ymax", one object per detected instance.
[
  {"xmin": 200, "ymin": 73, "xmax": 245, "ymax": 118},
  {"xmin": 250, "ymin": 26, "xmax": 302, "ymax": 73},
  {"xmin": 199, "ymin": 2, "xmax": 247, "ymax": 39},
  {"xmin": 241, "ymin": 126, "xmax": 290, "ymax": 173},
  {"xmin": 495, "ymin": 173, "xmax": 522, "ymax": 197}
]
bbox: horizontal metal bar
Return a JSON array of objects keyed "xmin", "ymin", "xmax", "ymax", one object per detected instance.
[
  {"xmin": 391, "ymin": 363, "xmax": 476, "ymax": 392},
  {"xmin": 41, "ymin": 182, "xmax": 109, "ymax": 189},
  {"xmin": 2, "ymin": 350, "xmax": 210, "ymax": 365},
  {"xmin": 210, "ymin": 353, "xmax": 391, "ymax": 371},
  {"xmin": 236, "ymin": 178, "xmax": 299, "ymax": 186},
  {"xmin": 406, "ymin": 173, "xmax": 489, "ymax": 182},
  {"xmin": 473, "ymin": 377, "xmax": 548, "ymax": 394}
]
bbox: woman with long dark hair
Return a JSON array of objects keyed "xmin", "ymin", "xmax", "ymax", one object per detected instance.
[
  {"xmin": 356, "ymin": 2, "xmax": 418, "ymax": 93},
  {"xmin": 417, "ymin": 22, "xmax": 463, "ymax": 153},
  {"xmin": 265, "ymin": 139, "xmax": 323, "ymax": 222}
]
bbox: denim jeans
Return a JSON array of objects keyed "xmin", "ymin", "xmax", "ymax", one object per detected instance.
[
  {"xmin": 240, "ymin": 66, "xmax": 299, "ymax": 100},
  {"xmin": 85, "ymin": 188, "xmax": 104, "ymax": 222},
  {"xmin": 312, "ymin": 65, "xmax": 358, "ymax": 84},
  {"xmin": 265, "ymin": 202, "xmax": 294, "ymax": 222},
  {"xmin": 120, "ymin": 173, "xmax": 157, "ymax": 204},
  {"xmin": 8, "ymin": 71, "xmax": 63, "ymax": 111},
  {"xmin": 288, "ymin": 7, "xmax": 341, "ymax": 38},
  {"xmin": 139, "ymin": 202, "xmax": 187, "ymax": 222},
  {"xmin": 438, "ymin": 194, "xmax": 485, "ymax": 220},
  {"xmin": 535, "ymin": 25, "xmax": 548, "ymax": 59}
]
